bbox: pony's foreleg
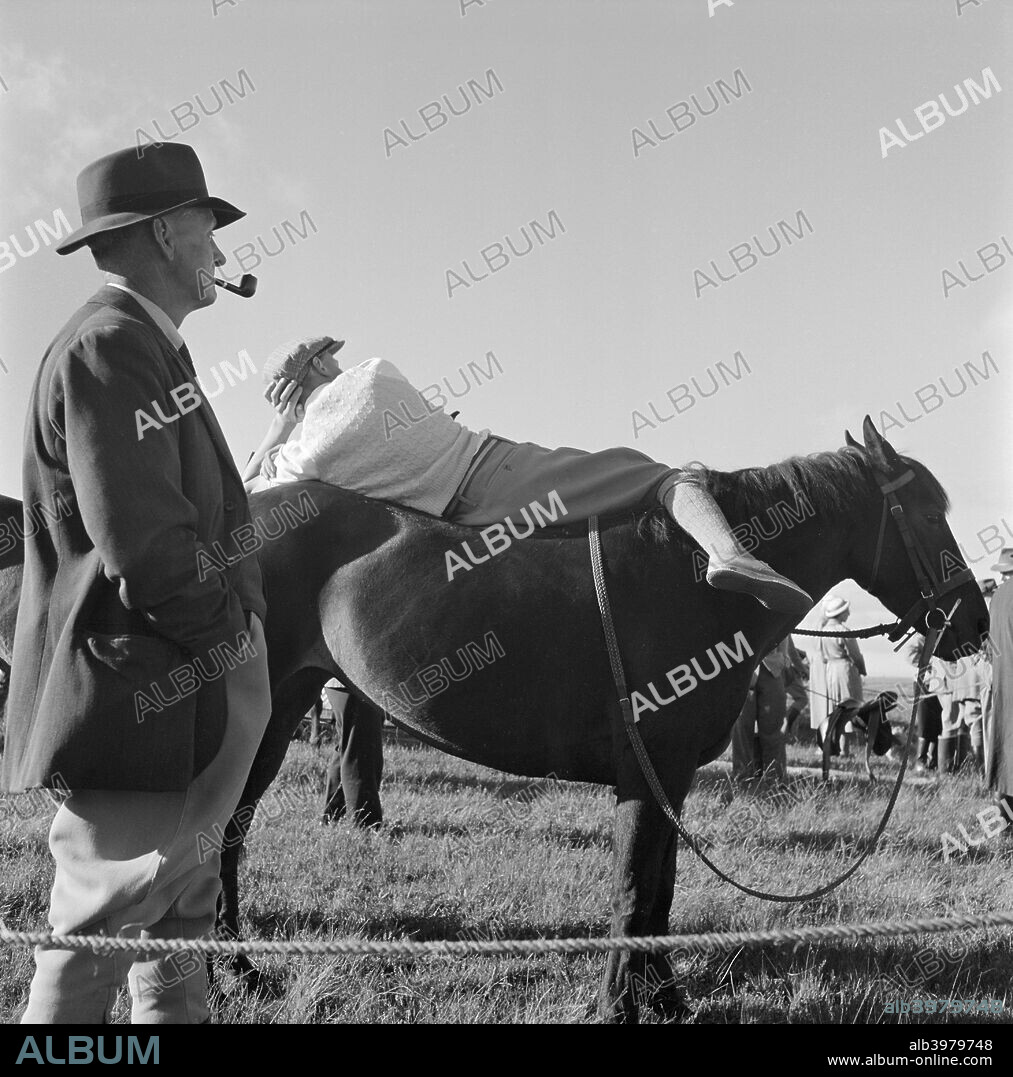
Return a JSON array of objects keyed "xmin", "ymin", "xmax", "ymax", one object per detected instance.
[
  {"xmin": 217, "ymin": 667, "xmax": 331, "ymax": 984},
  {"xmin": 598, "ymin": 711, "xmax": 698, "ymax": 1024},
  {"xmin": 643, "ymin": 827, "xmax": 685, "ymax": 1020},
  {"xmin": 598, "ymin": 795, "xmax": 679, "ymax": 1024}
]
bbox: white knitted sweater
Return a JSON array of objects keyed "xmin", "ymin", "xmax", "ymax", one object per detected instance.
[{"xmin": 271, "ymin": 358, "xmax": 488, "ymax": 516}]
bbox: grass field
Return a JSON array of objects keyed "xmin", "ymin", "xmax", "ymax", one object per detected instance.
[{"xmin": 2, "ymin": 676, "xmax": 1012, "ymax": 1024}]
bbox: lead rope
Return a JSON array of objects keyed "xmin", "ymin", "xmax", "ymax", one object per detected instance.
[{"xmin": 587, "ymin": 515, "xmax": 952, "ymax": 904}]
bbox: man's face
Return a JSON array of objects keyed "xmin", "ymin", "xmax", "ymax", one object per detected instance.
[{"xmin": 163, "ymin": 207, "xmax": 225, "ymax": 312}]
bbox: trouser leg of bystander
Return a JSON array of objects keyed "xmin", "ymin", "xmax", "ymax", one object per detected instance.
[{"xmin": 22, "ymin": 616, "xmax": 273, "ymax": 1024}]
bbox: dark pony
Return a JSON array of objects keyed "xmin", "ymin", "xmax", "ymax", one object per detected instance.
[{"xmin": 0, "ymin": 420, "xmax": 987, "ymax": 1022}]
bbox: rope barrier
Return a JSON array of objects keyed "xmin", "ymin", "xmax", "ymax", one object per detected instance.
[{"xmin": 4, "ymin": 911, "xmax": 1013, "ymax": 960}]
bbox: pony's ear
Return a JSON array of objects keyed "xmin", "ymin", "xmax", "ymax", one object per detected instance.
[
  {"xmin": 844, "ymin": 430, "xmax": 862, "ymax": 449},
  {"xmin": 862, "ymin": 414, "xmax": 903, "ymax": 474}
]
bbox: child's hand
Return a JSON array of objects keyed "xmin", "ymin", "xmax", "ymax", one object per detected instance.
[
  {"xmin": 266, "ymin": 376, "xmax": 305, "ymax": 426},
  {"xmin": 261, "ymin": 445, "xmax": 282, "ymax": 480}
]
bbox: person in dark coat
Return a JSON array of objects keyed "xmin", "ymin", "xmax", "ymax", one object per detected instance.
[
  {"xmin": 731, "ymin": 638, "xmax": 789, "ymax": 783},
  {"xmin": 0, "ymin": 663, "xmax": 8, "ymax": 753},
  {"xmin": 2, "ymin": 144, "xmax": 272, "ymax": 1024},
  {"xmin": 320, "ymin": 686, "xmax": 384, "ymax": 828},
  {"xmin": 783, "ymin": 637, "xmax": 811, "ymax": 743},
  {"xmin": 980, "ymin": 579, "xmax": 995, "ymax": 770},
  {"xmin": 984, "ymin": 575, "xmax": 1013, "ymax": 821}
]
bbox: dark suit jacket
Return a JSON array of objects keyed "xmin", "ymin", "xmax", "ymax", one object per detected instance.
[{"xmin": 2, "ymin": 286, "xmax": 267, "ymax": 793}]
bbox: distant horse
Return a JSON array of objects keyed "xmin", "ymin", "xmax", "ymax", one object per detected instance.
[
  {"xmin": 821, "ymin": 692, "xmax": 900, "ymax": 782},
  {"xmin": 0, "ymin": 420, "xmax": 989, "ymax": 1022}
]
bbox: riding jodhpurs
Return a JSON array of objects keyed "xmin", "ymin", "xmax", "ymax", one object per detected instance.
[{"xmin": 443, "ymin": 436, "xmax": 690, "ymax": 526}]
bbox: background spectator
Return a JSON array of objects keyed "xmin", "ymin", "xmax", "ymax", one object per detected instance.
[
  {"xmin": 0, "ymin": 664, "xmax": 7, "ymax": 753},
  {"xmin": 990, "ymin": 549, "xmax": 1013, "ymax": 582},
  {"xmin": 906, "ymin": 633, "xmax": 941, "ymax": 775},
  {"xmin": 980, "ymin": 580, "xmax": 995, "ymax": 772},
  {"xmin": 809, "ymin": 595, "xmax": 865, "ymax": 755},
  {"xmin": 321, "ymin": 685, "xmax": 384, "ymax": 828},
  {"xmin": 940, "ymin": 653, "xmax": 986, "ymax": 773},
  {"xmin": 731, "ymin": 638, "xmax": 789, "ymax": 784},
  {"xmin": 783, "ymin": 637, "xmax": 811, "ymax": 744},
  {"xmin": 984, "ymin": 575, "xmax": 1012, "ymax": 823}
]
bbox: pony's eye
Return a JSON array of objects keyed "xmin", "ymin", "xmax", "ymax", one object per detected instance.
[{"xmin": 925, "ymin": 514, "xmax": 943, "ymax": 526}]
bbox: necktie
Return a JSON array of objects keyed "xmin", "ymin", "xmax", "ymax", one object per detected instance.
[
  {"xmin": 177, "ymin": 341, "xmax": 229, "ymax": 447},
  {"xmin": 177, "ymin": 343, "xmax": 196, "ymax": 375}
]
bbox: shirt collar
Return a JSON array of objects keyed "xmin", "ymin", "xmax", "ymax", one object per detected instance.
[{"xmin": 106, "ymin": 282, "xmax": 185, "ymax": 350}]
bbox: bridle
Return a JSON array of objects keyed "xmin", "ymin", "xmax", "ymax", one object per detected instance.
[{"xmin": 867, "ymin": 468, "xmax": 974, "ymax": 645}]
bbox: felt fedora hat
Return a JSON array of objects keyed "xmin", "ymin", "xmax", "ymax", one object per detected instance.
[{"xmin": 56, "ymin": 143, "xmax": 244, "ymax": 255}]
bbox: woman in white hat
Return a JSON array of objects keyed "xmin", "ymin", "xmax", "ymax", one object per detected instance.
[
  {"xmin": 809, "ymin": 594, "xmax": 866, "ymax": 752},
  {"xmin": 990, "ymin": 548, "xmax": 1013, "ymax": 583}
]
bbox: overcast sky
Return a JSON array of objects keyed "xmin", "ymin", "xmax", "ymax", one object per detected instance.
[{"xmin": 1, "ymin": 0, "xmax": 1009, "ymax": 677}]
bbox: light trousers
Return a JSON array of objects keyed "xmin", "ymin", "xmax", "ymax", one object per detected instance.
[{"xmin": 21, "ymin": 615, "xmax": 272, "ymax": 1024}]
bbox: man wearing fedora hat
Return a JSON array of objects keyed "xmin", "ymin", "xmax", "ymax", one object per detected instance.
[{"xmin": 3, "ymin": 143, "xmax": 272, "ymax": 1023}]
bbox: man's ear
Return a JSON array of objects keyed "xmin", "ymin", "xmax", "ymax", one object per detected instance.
[
  {"xmin": 149, "ymin": 216, "xmax": 175, "ymax": 260},
  {"xmin": 313, "ymin": 354, "xmax": 339, "ymax": 378}
]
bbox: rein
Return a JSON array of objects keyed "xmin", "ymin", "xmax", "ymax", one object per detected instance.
[
  {"xmin": 794, "ymin": 623, "xmax": 897, "ymax": 640},
  {"xmin": 586, "ymin": 502, "xmax": 962, "ymax": 903}
]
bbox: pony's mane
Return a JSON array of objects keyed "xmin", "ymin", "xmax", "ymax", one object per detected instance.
[{"xmin": 636, "ymin": 447, "xmax": 950, "ymax": 544}]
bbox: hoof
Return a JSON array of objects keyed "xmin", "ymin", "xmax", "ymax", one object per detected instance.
[{"xmin": 646, "ymin": 982, "xmax": 692, "ymax": 1022}]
